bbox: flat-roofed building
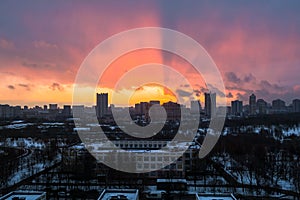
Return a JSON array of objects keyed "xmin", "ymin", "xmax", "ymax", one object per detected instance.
[
  {"xmin": 196, "ymin": 193, "xmax": 237, "ymax": 200},
  {"xmin": 231, "ymin": 100, "xmax": 243, "ymax": 116},
  {"xmin": 96, "ymin": 93, "xmax": 108, "ymax": 118},
  {"xmin": 0, "ymin": 191, "xmax": 46, "ymax": 200},
  {"xmin": 98, "ymin": 189, "xmax": 139, "ymax": 200},
  {"xmin": 89, "ymin": 140, "xmax": 198, "ymax": 177},
  {"xmin": 292, "ymin": 99, "xmax": 300, "ymax": 112}
]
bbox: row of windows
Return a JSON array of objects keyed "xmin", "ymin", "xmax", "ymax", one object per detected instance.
[
  {"xmin": 137, "ymin": 156, "xmax": 181, "ymax": 162},
  {"xmin": 95, "ymin": 155, "xmax": 183, "ymax": 163},
  {"xmin": 115, "ymin": 143, "xmax": 164, "ymax": 148},
  {"xmin": 136, "ymin": 163, "xmax": 183, "ymax": 170}
]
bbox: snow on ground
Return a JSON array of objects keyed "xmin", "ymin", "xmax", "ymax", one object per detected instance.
[
  {"xmin": 3, "ymin": 123, "xmax": 34, "ymax": 129},
  {"xmin": 282, "ymin": 126, "xmax": 300, "ymax": 136},
  {"xmin": 277, "ymin": 179, "xmax": 294, "ymax": 191},
  {"xmin": 4, "ymin": 138, "xmax": 46, "ymax": 149},
  {"xmin": 6, "ymin": 154, "xmax": 61, "ymax": 187}
]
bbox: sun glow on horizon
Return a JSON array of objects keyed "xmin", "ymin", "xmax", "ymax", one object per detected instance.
[{"xmin": 128, "ymin": 83, "xmax": 177, "ymax": 106}]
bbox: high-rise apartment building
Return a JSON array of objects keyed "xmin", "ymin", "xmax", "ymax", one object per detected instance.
[
  {"xmin": 49, "ymin": 104, "xmax": 58, "ymax": 110},
  {"xmin": 191, "ymin": 100, "xmax": 201, "ymax": 114},
  {"xmin": 249, "ymin": 94, "xmax": 256, "ymax": 115},
  {"xmin": 272, "ymin": 99, "xmax": 286, "ymax": 113},
  {"xmin": 292, "ymin": 99, "xmax": 300, "ymax": 113},
  {"xmin": 96, "ymin": 93, "xmax": 108, "ymax": 118},
  {"xmin": 204, "ymin": 93, "xmax": 216, "ymax": 117},
  {"xmin": 257, "ymin": 99, "xmax": 267, "ymax": 114},
  {"xmin": 231, "ymin": 100, "xmax": 243, "ymax": 116}
]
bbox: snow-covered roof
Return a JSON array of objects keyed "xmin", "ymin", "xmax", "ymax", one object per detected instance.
[
  {"xmin": 0, "ymin": 191, "xmax": 46, "ymax": 200},
  {"xmin": 98, "ymin": 189, "xmax": 139, "ymax": 200},
  {"xmin": 196, "ymin": 193, "xmax": 237, "ymax": 200}
]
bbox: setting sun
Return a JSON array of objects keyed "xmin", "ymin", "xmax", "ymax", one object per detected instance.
[{"xmin": 128, "ymin": 83, "xmax": 177, "ymax": 105}]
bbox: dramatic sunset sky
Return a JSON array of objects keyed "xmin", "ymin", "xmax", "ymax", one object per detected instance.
[{"xmin": 0, "ymin": 1, "xmax": 299, "ymax": 107}]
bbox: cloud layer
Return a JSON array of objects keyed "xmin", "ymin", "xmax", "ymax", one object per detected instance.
[{"xmin": 0, "ymin": 1, "xmax": 299, "ymax": 106}]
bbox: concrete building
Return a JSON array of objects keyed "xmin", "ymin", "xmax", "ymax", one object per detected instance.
[
  {"xmin": 256, "ymin": 99, "xmax": 267, "ymax": 114},
  {"xmin": 79, "ymin": 138, "xmax": 198, "ymax": 178},
  {"xmin": 0, "ymin": 105, "xmax": 22, "ymax": 119},
  {"xmin": 149, "ymin": 100, "xmax": 160, "ymax": 106},
  {"xmin": 196, "ymin": 193, "xmax": 237, "ymax": 200},
  {"xmin": 134, "ymin": 103, "xmax": 141, "ymax": 115},
  {"xmin": 162, "ymin": 101, "xmax": 181, "ymax": 120},
  {"xmin": 98, "ymin": 189, "xmax": 139, "ymax": 200},
  {"xmin": 231, "ymin": 100, "xmax": 243, "ymax": 116},
  {"xmin": 43, "ymin": 105, "xmax": 47, "ymax": 111},
  {"xmin": 49, "ymin": 104, "xmax": 58, "ymax": 110},
  {"xmin": 0, "ymin": 191, "xmax": 46, "ymax": 200},
  {"xmin": 72, "ymin": 105, "xmax": 85, "ymax": 116},
  {"xmin": 204, "ymin": 93, "xmax": 216, "ymax": 118},
  {"xmin": 96, "ymin": 93, "xmax": 108, "ymax": 118},
  {"xmin": 249, "ymin": 94, "xmax": 256, "ymax": 115},
  {"xmin": 140, "ymin": 102, "xmax": 149, "ymax": 116},
  {"xmin": 191, "ymin": 100, "xmax": 201, "ymax": 114},
  {"xmin": 272, "ymin": 99, "xmax": 286, "ymax": 113},
  {"xmin": 62, "ymin": 105, "xmax": 71, "ymax": 117},
  {"xmin": 0, "ymin": 104, "xmax": 11, "ymax": 119},
  {"xmin": 292, "ymin": 99, "xmax": 300, "ymax": 113}
]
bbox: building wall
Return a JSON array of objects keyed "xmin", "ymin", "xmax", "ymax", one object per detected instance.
[{"xmin": 96, "ymin": 93, "xmax": 108, "ymax": 118}]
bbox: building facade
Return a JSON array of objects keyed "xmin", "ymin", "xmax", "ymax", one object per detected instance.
[
  {"xmin": 231, "ymin": 100, "xmax": 243, "ymax": 116},
  {"xmin": 256, "ymin": 99, "xmax": 267, "ymax": 114},
  {"xmin": 272, "ymin": 99, "xmax": 286, "ymax": 113},
  {"xmin": 249, "ymin": 94, "xmax": 256, "ymax": 115},
  {"xmin": 292, "ymin": 99, "xmax": 300, "ymax": 113},
  {"xmin": 204, "ymin": 93, "xmax": 216, "ymax": 118},
  {"xmin": 96, "ymin": 93, "xmax": 108, "ymax": 118}
]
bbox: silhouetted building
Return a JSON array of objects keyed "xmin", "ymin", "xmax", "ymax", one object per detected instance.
[
  {"xmin": 226, "ymin": 106, "xmax": 231, "ymax": 116},
  {"xmin": 149, "ymin": 100, "xmax": 160, "ymax": 106},
  {"xmin": 231, "ymin": 100, "xmax": 243, "ymax": 116},
  {"xmin": 162, "ymin": 101, "xmax": 181, "ymax": 120},
  {"xmin": 292, "ymin": 99, "xmax": 300, "ymax": 113},
  {"xmin": 0, "ymin": 105, "xmax": 22, "ymax": 119},
  {"xmin": 0, "ymin": 191, "xmax": 46, "ymax": 200},
  {"xmin": 0, "ymin": 104, "xmax": 11, "ymax": 119},
  {"xmin": 272, "ymin": 99, "xmax": 286, "ymax": 113},
  {"xmin": 196, "ymin": 193, "xmax": 237, "ymax": 200},
  {"xmin": 204, "ymin": 93, "xmax": 216, "ymax": 117},
  {"xmin": 140, "ymin": 102, "xmax": 149, "ymax": 116},
  {"xmin": 62, "ymin": 105, "xmax": 71, "ymax": 117},
  {"xmin": 191, "ymin": 100, "xmax": 201, "ymax": 114},
  {"xmin": 49, "ymin": 104, "xmax": 58, "ymax": 110},
  {"xmin": 73, "ymin": 105, "xmax": 85, "ymax": 116},
  {"xmin": 257, "ymin": 99, "xmax": 267, "ymax": 114},
  {"xmin": 134, "ymin": 103, "xmax": 141, "ymax": 115},
  {"xmin": 98, "ymin": 189, "xmax": 139, "ymax": 200},
  {"xmin": 96, "ymin": 93, "xmax": 108, "ymax": 118},
  {"xmin": 249, "ymin": 94, "xmax": 256, "ymax": 115},
  {"xmin": 157, "ymin": 179, "xmax": 187, "ymax": 191}
]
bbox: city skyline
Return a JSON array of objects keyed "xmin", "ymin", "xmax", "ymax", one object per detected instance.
[
  {"xmin": 1, "ymin": 1, "xmax": 300, "ymax": 199},
  {"xmin": 0, "ymin": 1, "xmax": 299, "ymax": 106},
  {"xmin": 1, "ymin": 92, "xmax": 299, "ymax": 113}
]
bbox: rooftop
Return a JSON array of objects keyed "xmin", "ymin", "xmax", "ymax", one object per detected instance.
[
  {"xmin": 0, "ymin": 191, "xmax": 46, "ymax": 200},
  {"xmin": 196, "ymin": 193, "xmax": 237, "ymax": 200},
  {"xmin": 98, "ymin": 189, "xmax": 139, "ymax": 200}
]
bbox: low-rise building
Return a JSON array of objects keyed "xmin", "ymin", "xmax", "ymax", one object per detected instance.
[
  {"xmin": 0, "ymin": 191, "xmax": 46, "ymax": 200},
  {"xmin": 98, "ymin": 189, "xmax": 139, "ymax": 200},
  {"xmin": 196, "ymin": 193, "xmax": 237, "ymax": 200}
]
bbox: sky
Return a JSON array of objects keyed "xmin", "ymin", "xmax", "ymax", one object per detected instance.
[{"xmin": 0, "ymin": 0, "xmax": 299, "ymax": 107}]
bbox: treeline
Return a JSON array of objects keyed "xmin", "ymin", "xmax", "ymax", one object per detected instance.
[{"xmin": 225, "ymin": 113, "xmax": 300, "ymax": 127}]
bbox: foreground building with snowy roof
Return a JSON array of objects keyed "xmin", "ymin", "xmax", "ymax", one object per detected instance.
[
  {"xmin": 196, "ymin": 193, "xmax": 237, "ymax": 200},
  {"xmin": 0, "ymin": 191, "xmax": 46, "ymax": 200},
  {"xmin": 97, "ymin": 189, "xmax": 139, "ymax": 200}
]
